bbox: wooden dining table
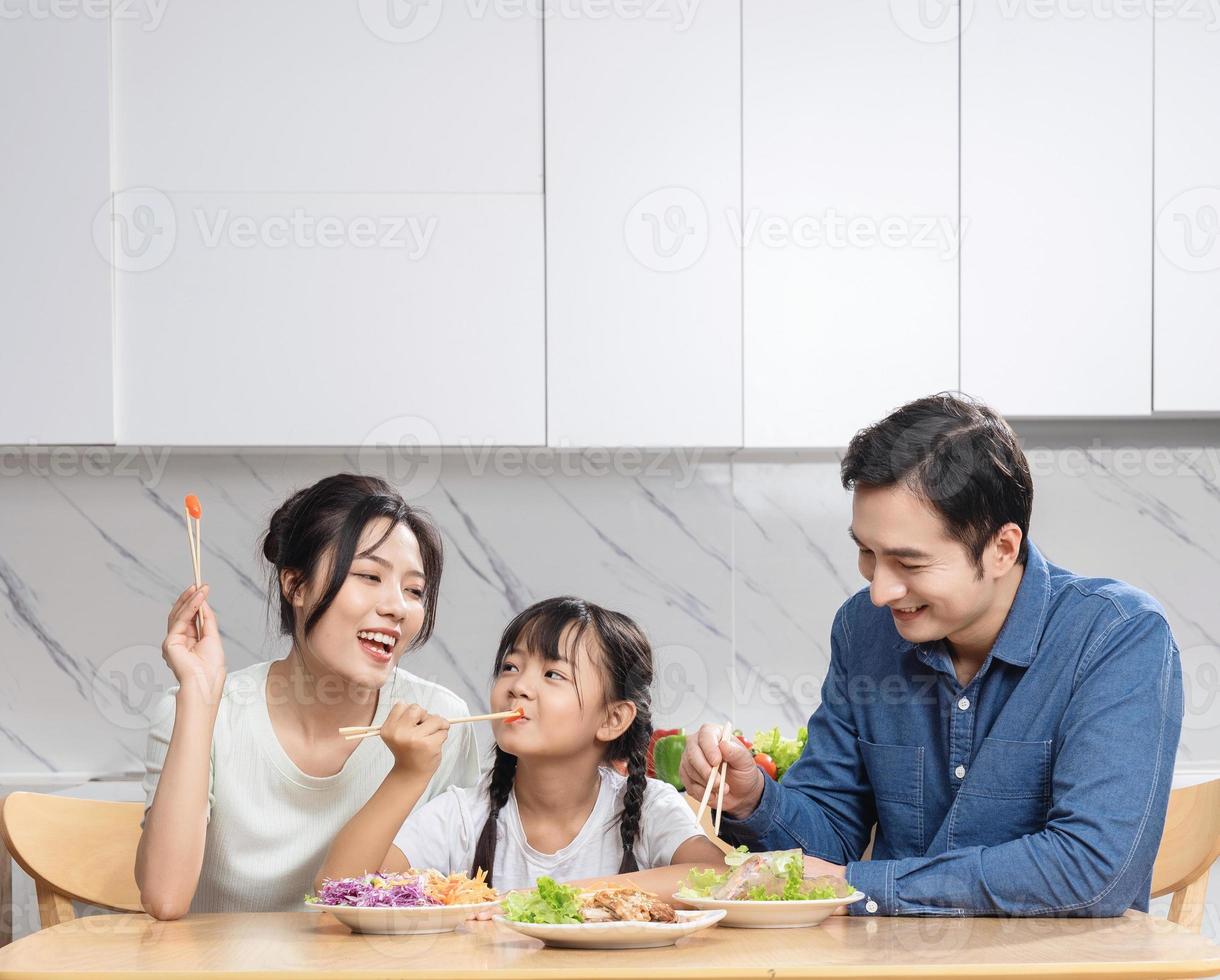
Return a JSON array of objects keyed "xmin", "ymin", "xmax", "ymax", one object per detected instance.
[{"xmin": 0, "ymin": 908, "xmax": 1218, "ymax": 979}]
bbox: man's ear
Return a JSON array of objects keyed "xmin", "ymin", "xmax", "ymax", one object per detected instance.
[
  {"xmin": 280, "ymin": 568, "xmax": 304, "ymax": 607},
  {"xmin": 597, "ymin": 700, "xmax": 638, "ymax": 745},
  {"xmin": 989, "ymin": 523, "xmax": 1023, "ymax": 577}
]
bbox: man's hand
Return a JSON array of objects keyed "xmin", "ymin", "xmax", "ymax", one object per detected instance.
[
  {"xmin": 804, "ymin": 854, "xmax": 850, "ymax": 916},
  {"xmin": 679, "ymin": 723, "xmax": 765, "ymax": 821},
  {"xmin": 803, "ymin": 854, "xmax": 846, "ymax": 878}
]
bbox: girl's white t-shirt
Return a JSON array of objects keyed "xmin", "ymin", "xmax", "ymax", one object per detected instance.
[
  {"xmin": 392, "ymin": 766, "xmax": 705, "ymax": 891},
  {"xmin": 141, "ymin": 659, "xmax": 481, "ymax": 913}
]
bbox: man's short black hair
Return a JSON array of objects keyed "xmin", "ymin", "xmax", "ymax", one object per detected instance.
[{"xmin": 840, "ymin": 392, "xmax": 1033, "ymax": 569}]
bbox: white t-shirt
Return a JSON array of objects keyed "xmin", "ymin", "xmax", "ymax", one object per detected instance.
[
  {"xmin": 392, "ymin": 766, "xmax": 705, "ymax": 891},
  {"xmin": 141, "ymin": 659, "xmax": 481, "ymax": 913}
]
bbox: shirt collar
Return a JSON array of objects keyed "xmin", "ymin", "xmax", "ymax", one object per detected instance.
[{"xmin": 902, "ymin": 540, "xmax": 1052, "ymax": 669}]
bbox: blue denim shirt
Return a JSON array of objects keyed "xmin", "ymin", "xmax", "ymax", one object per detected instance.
[{"xmin": 720, "ymin": 541, "xmax": 1184, "ymax": 917}]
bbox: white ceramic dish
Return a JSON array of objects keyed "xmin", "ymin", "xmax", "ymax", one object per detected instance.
[
  {"xmin": 304, "ymin": 899, "xmax": 501, "ymax": 935},
  {"xmin": 493, "ymin": 909, "xmax": 725, "ymax": 949},
  {"xmin": 674, "ymin": 891, "xmax": 864, "ymax": 928}
]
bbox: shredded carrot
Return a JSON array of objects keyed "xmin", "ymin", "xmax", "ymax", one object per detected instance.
[{"xmin": 415, "ymin": 867, "xmax": 498, "ymax": 905}]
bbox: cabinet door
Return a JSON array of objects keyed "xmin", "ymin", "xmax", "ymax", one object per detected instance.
[
  {"xmin": 0, "ymin": 15, "xmax": 112, "ymax": 444},
  {"xmin": 743, "ymin": 1, "xmax": 958, "ymax": 448},
  {"xmin": 113, "ymin": 3, "xmax": 544, "ymax": 446},
  {"xmin": 1153, "ymin": 15, "xmax": 1220, "ymax": 412},
  {"xmin": 544, "ymin": 4, "xmax": 742, "ymax": 448},
  {"xmin": 961, "ymin": 1, "xmax": 1152, "ymax": 416}
]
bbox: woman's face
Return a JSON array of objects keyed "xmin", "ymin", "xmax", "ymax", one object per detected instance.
[
  {"xmin": 490, "ymin": 625, "xmax": 633, "ymax": 759},
  {"xmin": 290, "ymin": 517, "xmax": 427, "ymax": 690}
]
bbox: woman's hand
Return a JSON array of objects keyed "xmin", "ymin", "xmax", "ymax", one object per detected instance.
[
  {"xmin": 679, "ymin": 723, "xmax": 766, "ymax": 821},
  {"xmin": 162, "ymin": 584, "xmax": 226, "ymax": 705},
  {"xmin": 380, "ymin": 703, "xmax": 449, "ymax": 778}
]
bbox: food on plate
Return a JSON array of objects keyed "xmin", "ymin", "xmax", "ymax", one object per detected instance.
[
  {"xmin": 503, "ymin": 876, "xmax": 679, "ymax": 924},
  {"xmin": 583, "ymin": 887, "xmax": 678, "ymax": 923},
  {"xmin": 677, "ymin": 849, "xmax": 854, "ymax": 903},
  {"xmin": 306, "ymin": 868, "xmax": 498, "ymax": 908}
]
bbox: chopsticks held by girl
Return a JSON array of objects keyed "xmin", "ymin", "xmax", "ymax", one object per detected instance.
[{"xmin": 316, "ymin": 597, "xmax": 726, "ymax": 892}]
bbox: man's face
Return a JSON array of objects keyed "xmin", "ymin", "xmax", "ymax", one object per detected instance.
[{"xmin": 850, "ymin": 484, "xmax": 1002, "ymax": 648}]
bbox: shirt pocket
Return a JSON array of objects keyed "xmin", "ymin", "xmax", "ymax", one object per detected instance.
[
  {"xmin": 858, "ymin": 737, "xmax": 924, "ymax": 855},
  {"xmin": 953, "ymin": 737, "xmax": 1052, "ymax": 847}
]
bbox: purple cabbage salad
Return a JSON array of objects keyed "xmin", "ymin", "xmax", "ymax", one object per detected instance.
[{"xmin": 308, "ymin": 872, "xmax": 441, "ymax": 908}]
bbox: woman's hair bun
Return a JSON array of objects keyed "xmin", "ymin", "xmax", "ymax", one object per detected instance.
[{"xmin": 262, "ymin": 488, "xmax": 308, "ymax": 566}]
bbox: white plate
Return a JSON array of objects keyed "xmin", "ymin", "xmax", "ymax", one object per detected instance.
[
  {"xmin": 674, "ymin": 891, "xmax": 864, "ymax": 928},
  {"xmin": 493, "ymin": 909, "xmax": 725, "ymax": 949},
  {"xmin": 304, "ymin": 899, "xmax": 501, "ymax": 935}
]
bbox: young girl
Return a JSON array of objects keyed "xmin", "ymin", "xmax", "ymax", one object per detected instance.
[
  {"xmin": 317, "ymin": 596, "xmax": 725, "ymax": 892},
  {"xmin": 135, "ymin": 474, "xmax": 480, "ymax": 918}
]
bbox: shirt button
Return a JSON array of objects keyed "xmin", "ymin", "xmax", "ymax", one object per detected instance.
[
  {"xmin": 957, "ymin": 697, "xmax": 970, "ymax": 711},
  {"xmin": 865, "ymin": 900, "xmax": 879, "ymax": 914},
  {"xmin": 954, "ymin": 764, "xmax": 967, "ymax": 779}
]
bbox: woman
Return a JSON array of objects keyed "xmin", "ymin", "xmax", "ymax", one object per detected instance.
[{"xmin": 134, "ymin": 474, "xmax": 479, "ymax": 918}]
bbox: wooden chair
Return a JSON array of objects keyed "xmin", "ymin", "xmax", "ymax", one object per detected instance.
[
  {"xmin": 0, "ymin": 792, "xmax": 144, "ymax": 943},
  {"xmin": 1152, "ymin": 777, "xmax": 1220, "ymax": 932}
]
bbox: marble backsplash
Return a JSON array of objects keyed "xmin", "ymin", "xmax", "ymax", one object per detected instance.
[{"xmin": 1, "ymin": 419, "xmax": 1217, "ymax": 784}]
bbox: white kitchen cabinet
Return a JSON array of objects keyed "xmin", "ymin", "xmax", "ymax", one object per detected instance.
[
  {"xmin": 113, "ymin": 1, "xmax": 542, "ymax": 194},
  {"xmin": 114, "ymin": 193, "xmax": 544, "ymax": 446},
  {"xmin": 0, "ymin": 15, "xmax": 112, "ymax": 444},
  {"xmin": 544, "ymin": 2, "xmax": 742, "ymax": 448},
  {"xmin": 1153, "ymin": 15, "xmax": 1220, "ymax": 413},
  {"xmin": 742, "ymin": 1, "xmax": 959, "ymax": 448},
  {"xmin": 961, "ymin": 0, "xmax": 1152, "ymax": 416},
  {"xmin": 111, "ymin": 2, "xmax": 545, "ymax": 446}
]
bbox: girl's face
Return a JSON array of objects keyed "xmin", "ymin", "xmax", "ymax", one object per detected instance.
[
  {"xmin": 288, "ymin": 517, "xmax": 427, "ymax": 690},
  {"xmin": 490, "ymin": 625, "xmax": 634, "ymax": 759}
]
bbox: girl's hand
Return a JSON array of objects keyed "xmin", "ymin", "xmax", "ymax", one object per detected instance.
[
  {"xmin": 380, "ymin": 703, "xmax": 449, "ymax": 778},
  {"xmin": 162, "ymin": 584, "xmax": 226, "ymax": 705},
  {"xmin": 679, "ymin": 722, "xmax": 765, "ymax": 821}
]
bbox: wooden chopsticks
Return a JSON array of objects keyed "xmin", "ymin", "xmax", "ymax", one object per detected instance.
[
  {"xmin": 183, "ymin": 493, "xmax": 203, "ymax": 637},
  {"xmin": 694, "ymin": 720, "xmax": 735, "ymax": 836},
  {"xmin": 339, "ymin": 708, "xmax": 525, "ymax": 741}
]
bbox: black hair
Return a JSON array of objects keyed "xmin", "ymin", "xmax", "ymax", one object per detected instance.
[
  {"xmin": 470, "ymin": 597, "xmax": 654, "ymax": 887},
  {"xmin": 840, "ymin": 392, "xmax": 1033, "ymax": 572},
  {"xmin": 260, "ymin": 473, "xmax": 443, "ymax": 649}
]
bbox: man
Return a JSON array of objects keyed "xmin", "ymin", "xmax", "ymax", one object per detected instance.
[{"xmin": 681, "ymin": 393, "xmax": 1184, "ymax": 916}]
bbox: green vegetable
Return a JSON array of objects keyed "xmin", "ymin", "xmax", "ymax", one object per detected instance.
[
  {"xmin": 651, "ymin": 733, "xmax": 687, "ymax": 790},
  {"xmin": 502, "ymin": 876, "xmax": 583, "ymax": 924},
  {"xmin": 677, "ymin": 848, "xmax": 842, "ymax": 902},
  {"xmin": 676, "ymin": 869, "xmax": 728, "ymax": 899},
  {"xmin": 677, "ymin": 867, "xmax": 728, "ymax": 897},
  {"xmin": 743, "ymin": 858, "xmax": 838, "ymax": 901},
  {"xmin": 752, "ymin": 727, "xmax": 807, "ymax": 780}
]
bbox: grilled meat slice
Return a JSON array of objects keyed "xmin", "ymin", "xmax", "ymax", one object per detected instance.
[{"xmin": 587, "ymin": 887, "xmax": 678, "ymax": 923}]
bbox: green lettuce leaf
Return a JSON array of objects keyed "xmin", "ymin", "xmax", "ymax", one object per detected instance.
[
  {"xmin": 502, "ymin": 876, "xmax": 583, "ymax": 924},
  {"xmin": 675, "ymin": 866, "xmax": 730, "ymax": 899}
]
